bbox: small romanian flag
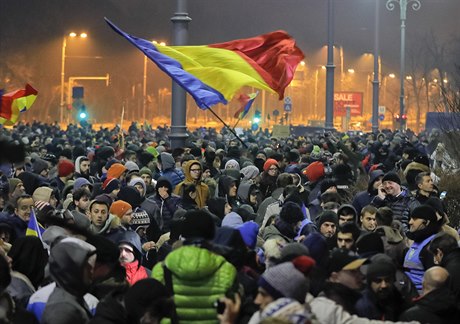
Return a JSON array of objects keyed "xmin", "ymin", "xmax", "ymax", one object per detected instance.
[
  {"xmin": 0, "ymin": 83, "xmax": 38, "ymax": 125},
  {"xmin": 234, "ymin": 91, "xmax": 259, "ymax": 119},
  {"xmin": 26, "ymin": 209, "xmax": 45, "ymax": 240}
]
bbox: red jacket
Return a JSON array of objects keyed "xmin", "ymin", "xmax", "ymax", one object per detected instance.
[{"xmin": 122, "ymin": 260, "xmax": 148, "ymax": 285}]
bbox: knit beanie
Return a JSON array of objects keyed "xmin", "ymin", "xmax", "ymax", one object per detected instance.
[
  {"xmin": 280, "ymin": 201, "xmax": 304, "ymax": 225},
  {"xmin": 117, "ymin": 187, "xmax": 142, "ymax": 209},
  {"xmin": 291, "ymin": 255, "xmax": 316, "ymax": 277},
  {"xmin": 145, "ymin": 146, "xmax": 159, "ymax": 158},
  {"xmin": 237, "ymin": 221, "xmax": 259, "ymax": 249},
  {"xmin": 58, "ymin": 159, "xmax": 75, "ymax": 177},
  {"xmin": 316, "ymin": 210, "xmax": 338, "ymax": 228},
  {"xmin": 181, "ymin": 209, "xmax": 216, "ymax": 241},
  {"xmin": 356, "ymin": 232, "xmax": 384, "ymax": 257},
  {"xmin": 32, "ymin": 187, "xmax": 53, "ymax": 203},
  {"xmin": 139, "ymin": 167, "xmax": 153, "ymax": 178},
  {"xmin": 102, "ymin": 178, "xmax": 121, "ymax": 194},
  {"xmin": 8, "ymin": 178, "xmax": 22, "ymax": 194},
  {"xmin": 263, "ymin": 159, "xmax": 279, "ymax": 172},
  {"xmin": 32, "ymin": 158, "xmax": 49, "ymax": 174},
  {"xmin": 410, "ymin": 205, "xmax": 437, "ymax": 222},
  {"xmin": 365, "ymin": 255, "xmax": 396, "ymax": 282},
  {"xmin": 124, "ymin": 161, "xmax": 140, "ymax": 173},
  {"xmin": 303, "ymin": 161, "xmax": 325, "ymax": 183},
  {"xmin": 280, "ymin": 243, "xmax": 310, "ymax": 262},
  {"xmin": 258, "ymin": 262, "xmax": 309, "ymax": 303},
  {"xmin": 107, "ymin": 163, "xmax": 127, "ymax": 179},
  {"xmin": 240, "ymin": 165, "xmax": 260, "ymax": 182},
  {"xmin": 382, "ymin": 172, "xmax": 401, "ymax": 185},
  {"xmin": 225, "ymin": 159, "xmax": 240, "ymax": 171},
  {"xmin": 110, "ymin": 200, "xmax": 132, "ymax": 218},
  {"xmin": 320, "ymin": 178, "xmax": 337, "ymax": 194},
  {"xmin": 73, "ymin": 177, "xmax": 92, "ymax": 192}
]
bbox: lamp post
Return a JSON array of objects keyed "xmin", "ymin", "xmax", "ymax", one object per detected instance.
[
  {"xmin": 325, "ymin": 0, "xmax": 335, "ymax": 130},
  {"xmin": 60, "ymin": 32, "xmax": 87, "ymax": 125},
  {"xmin": 170, "ymin": 0, "xmax": 191, "ymax": 149},
  {"xmin": 386, "ymin": 0, "xmax": 421, "ymax": 131},
  {"xmin": 371, "ymin": 0, "xmax": 380, "ymax": 133}
]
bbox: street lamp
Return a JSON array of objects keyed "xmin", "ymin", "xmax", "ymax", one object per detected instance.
[
  {"xmin": 143, "ymin": 41, "xmax": 166, "ymax": 122},
  {"xmin": 386, "ymin": 0, "xmax": 421, "ymax": 131},
  {"xmin": 325, "ymin": 0, "xmax": 335, "ymax": 131},
  {"xmin": 60, "ymin": 32, "xmax": 88, "ymax": 125}
]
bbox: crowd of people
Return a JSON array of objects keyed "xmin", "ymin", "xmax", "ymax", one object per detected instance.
[{"xmin": 0, "ymin": 120, "xmax": 459, "ymax": 324}]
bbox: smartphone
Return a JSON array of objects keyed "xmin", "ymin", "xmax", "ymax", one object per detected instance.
[
  {"xmin": 214, "ymin": 300, "xmax": 226, "ymax": 314},
  {"xmin": 440, "ymin": 191, "xmax": 447, "ymax": 200}
]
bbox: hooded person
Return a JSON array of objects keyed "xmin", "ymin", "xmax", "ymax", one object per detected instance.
[
  {"xmin": 152, "ymin": 209, "xmax": 237, "ymax": 323},
  {"xmin": 248, "ymin": 262, "xmax": 311, "ymax": 323},
  {"xmin": 352, "ymin": 169, "xmax": 384, "ymax": 215},
  {"xmin": 117, "ymin": 231, "xmax": 150, "ymax": 286},
  {"xmin": 174, "ymin": 160, "xmax": 209, "ymax": 209},
  {"xmin": 41, "ymin": 237, "xmax": 97, "ymax": 324},
  {"xmin": 157, "ymin": 152, "xmax": 185, "ymax": 190},
  {"xmin": 145, "ymin": 176, "xmax": 181, "ymax": 233},
  {"xmin": 262, "ymin": 201, "xmax": 304, "ymax": 243},
  {"xmin": 74, "ymin": 156, "xmax": 95, "ymax": 183},
  {"xmin": 404, "ymin": 205, "xmax": 442, "ymax": 291},
  {"xmin": 129, "ymin": 177, "xmax": 147, "ymax": 198},
  {"xmin": 237, "ymin": 182, "xmax": 261, "ymax": 213},
  {"xmin": 217, "ymin": 175, "xmax": 240, "ymax": 210}
]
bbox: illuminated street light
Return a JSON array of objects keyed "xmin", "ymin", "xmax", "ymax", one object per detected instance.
[
  {"xmin": 348, "ymin": 68, "xmax": 355, "ymax": 74},
  {"xmin": 389, "ymin": 73, "xmax": 396, "ymax": 78},
  {"xmin": 386, "ymin": 0, "xmax": 421, "ymax": 130},
  {"xmin": 60, "ymin": 31, "xmax": 88, "ymax": 125},
  {"xmin": 406, "ymin": 75, "xmax": 412, "ymax": 80}
]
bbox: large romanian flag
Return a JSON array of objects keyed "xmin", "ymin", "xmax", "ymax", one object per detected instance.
[
  {"xmin": 105, "ymin": 19, "xmax": 304, "ymax": 109},
  {"xmin": 0, "ymin": 84, "xmax": 38, "ymax": 125}
]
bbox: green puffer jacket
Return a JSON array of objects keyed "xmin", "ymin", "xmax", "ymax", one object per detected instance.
[{"xmin": 152, "ymin": 245, "xmax": 237, "ymax": 324}]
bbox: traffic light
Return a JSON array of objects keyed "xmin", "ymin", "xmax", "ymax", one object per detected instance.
[
  {"xmin": 253, "ymin": 110, "xmax": 262, "ymax": 124},
  {"xmin": 78, "ymin": 105, "xmax": 89, "ymax": 126}
]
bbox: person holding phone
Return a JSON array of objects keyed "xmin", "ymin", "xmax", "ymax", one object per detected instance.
[{"xmin": 370, "ymin": 172, "xmax": 420, "ymax": 232}]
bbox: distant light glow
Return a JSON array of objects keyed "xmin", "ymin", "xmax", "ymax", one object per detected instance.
[
  {"xmin": 79, "ymin": 112, "xmax": 87, "ymax": 119},
  {"xmin": 348, "ymin": 68, "xmax": 355, "ymax": 74},
  {"xmin": 80, "ymin": 33, "xmax": 88, "ymax": 38},
  {"xmin": 389, "ymin": 73, "xmax": 396, "ymax": 78}
]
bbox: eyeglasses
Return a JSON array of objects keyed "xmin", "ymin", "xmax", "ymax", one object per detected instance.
[{"xmin": 190, "ymin": 169, "xmax": 202, "ymax": 172}]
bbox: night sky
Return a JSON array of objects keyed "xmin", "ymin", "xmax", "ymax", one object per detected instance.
[{"xmin": 0, "ymin": 0, "xmax": 459, "ymax": 123}]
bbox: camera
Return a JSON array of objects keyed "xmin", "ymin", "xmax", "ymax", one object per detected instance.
[{"xmin": 213, "ymin": 300, "xmax": 226, "ymax": 314}]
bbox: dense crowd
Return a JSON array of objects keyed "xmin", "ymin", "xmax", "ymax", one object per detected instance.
[{"xmin": 0, "ymin": 121, "xmax": 459, "ymax": 324}]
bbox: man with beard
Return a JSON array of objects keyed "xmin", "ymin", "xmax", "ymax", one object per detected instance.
[
  {"xmin": 316, "ymin": 210, "xmax": 338, "ymax": 250},
  {"xmin": 74, "ymin": 156, "xmax": 96, "ymax": 183},
  {"xmin": 404, "ymin": 205, "xmax": 442, "ymax": 292},
  {"xmin": 356, "ymin": 254, "xmax": 410, "ymax": 320}
]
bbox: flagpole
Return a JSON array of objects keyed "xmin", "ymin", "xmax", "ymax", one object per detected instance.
[
  {"xmin": 232, "ymin": 117, "xmax": 242, "ymax": 129},
  {"xmin": 206, "ymin": 105, "xmax": 248, "ymax": 148}
]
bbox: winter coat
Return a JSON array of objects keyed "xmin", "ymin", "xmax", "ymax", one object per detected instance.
[
  {"xmin": 352, "ymin": 170, "xmax": 384, "ymax": 215},
  {"xmin": 355, "ymin": 287, "xmax": 409, "ymax": 321},
  {"xmin": 174, "ymin": 160, "xmax": 209, "ymax": 208},
  {"xmin": 27, "ymin": 282, "xmax": 99, "ymax": 322},
  {"xmin": 159, "ymin": 152, "xmax": 185, "ymax": 189},
  {"xmin": 375, "ymin": 226, "xmax": 407, "ymax": 268},
  {"xmin": 441, "ymin": 248, "xmax": 460, "ymax": 300},
  {"xmin": 152, "ymin": 245, "xmax": 237, "ymax": 323},
  {"xmin": 399, "ymin": 286, "xmax": 460, "ymax": 324},
  {"xmin": 371, "ymin": 187, "xmax": 420, "ymax": 231},
  {"xmin": 122, "ymin": 260, "xmax": 149, "ymax": 286}
]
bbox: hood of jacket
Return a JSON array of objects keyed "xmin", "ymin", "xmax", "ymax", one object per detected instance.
[
  {"xmin": 218, "ymin": 175, "xmax": 238, "ymax": 198},
  {"xmin": 368, "ymin": 169, "xmax": 384, "ymax": 193},
  {"xmin": 48, "ymin": 237, "xmax": 96, "ymax": 297},
  {"xmin": 182, "ymin": 160, "xmax": 202, "ymax": 183},
  {"xmin": 337, "ymin": 204, "xmax": 357, "ymax": 219},
  {"xmin": 376, "ymin": 225, "xmax": 404, "ymax": 243},
  {"xmin": 160, "ymin": 152, "xmax": 175, "ymax": 171},
  {"xmin": 164, "ymin": 245, "xmax": 234, "ymax": 281},
  {"xmin": 403, "ymin": 161, "xmax": 430, "ymax": 177},
  {"xmin": 74, "ymin": 156, "xmax": 85, "ymax": 174},
  {"xmin": 237, "ymin": 182, "xmax": 256, "ymax": 202}
]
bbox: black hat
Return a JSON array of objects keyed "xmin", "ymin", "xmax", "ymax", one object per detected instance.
[
  {"xmin": 410, "ymin": 205, "xmax": 437, "ymax": 222},
  {"xmin": 413, "ymin": 155, "xmax": 430, "ymax": 168},
  {"xmin": 181, "ymin": 209, "xmax": 216, "ymax": 241},
  {"xmin": 382, "ymin": 172, "xmax": 401, "ymax": 185},
  {"xmin": 365, "ymin": 254, "xmax": 396, "ymax": 281},
  {"xmin": 280, "ymin": 201, "xmax": 304, "ymax": 225},
  {"xmin": 328, "ymin": 248, "xmax": 367, "ymax": 275},
  {"xmin": 316, "ymin": 210, "xmax": 338, "ymax": 228},
  {"xmin": 356, "ymin": 232, "xmax": 384, "ymax": 258}
]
